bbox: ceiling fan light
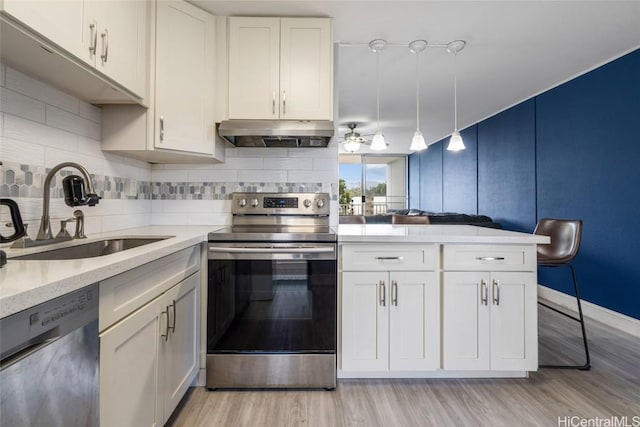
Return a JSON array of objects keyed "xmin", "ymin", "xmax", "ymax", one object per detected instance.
[
  {"xmin": 370, "ymin": 131, "xmax": 387, "ymax": 151},
  {"xmin": 344, "ymin": 139, "xmax": 361, "ymax": 153},
  {"xmin": 410, "ymin": 130, "xmax": 427, "ymax": 151},
  {"xmin": 447, "ymin": 130, "xmax": 465, "ymax": 151}
]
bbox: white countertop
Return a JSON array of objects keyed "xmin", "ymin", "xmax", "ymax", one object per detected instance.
[
  {"xmin": 1, "ymin": 224, "xmax": 549, "ymax": 319},
  {"xmin": 0, "ymin": 226, "xmax": 211, "ymax": 319},
  {"xmin": 337, "ymin": 224, "xmax": 550, "ymax": 244}
]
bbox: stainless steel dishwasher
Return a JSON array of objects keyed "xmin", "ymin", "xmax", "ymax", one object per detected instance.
[{"xmin": 0, "ymin": 283, "xmax": 99, "ymax": 426}]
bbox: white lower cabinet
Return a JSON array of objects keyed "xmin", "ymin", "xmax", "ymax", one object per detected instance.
[
  {"xmin": 99, "ymin": 246, "xmax": 200, "ymax": 427},
  {"xmin": 341, "ymin": 270, "xmax": 440, "ymax": 372},
  {"xmin": 442, "ymin": 271, "xmax": 537, "ymax": 371}
]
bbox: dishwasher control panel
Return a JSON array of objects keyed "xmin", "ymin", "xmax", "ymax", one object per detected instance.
[{"xmin": 0, "ymin": 283, "xmax": 99, "ymax": 363}]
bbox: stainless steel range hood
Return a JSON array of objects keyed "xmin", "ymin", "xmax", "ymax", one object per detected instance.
[{"xmin": 217, "ymin": 120, "xmax": 334, "ymax": 148}]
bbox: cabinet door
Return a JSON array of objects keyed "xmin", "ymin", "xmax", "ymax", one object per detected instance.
[
  {"xmin": 341, "ymin": 272, "xmax": 388, "ymax": 371},
  {"xmin": 100, "ymin": 297, "xmax": 163, "ymax": 427},
  {"xmin": 228, "ymin": 17, "xmax": 280, "ymax": 119},
  {"xmin": 279, "ymin": 18, "xmax": 332, "ymax": 120},
  {"xmin": 442, "ymin": 272, "xmax": 490, "ymax": 370},
  {"xmin": 90, "ymin": 0, "xmax": 147, "ymax": 97},
  {"xmin": 489, "ymin": 272, "xmax": 537, "ymax": 371},
  {"xmin": 2, "ymin": 0, "xmax": 85, "ymax": 59},
  {"xmin": 389, "ymin": 271, "xmax": 440, "ymax": 371},
  {"xmin": 156, "ymin": 1, "xmax": 215, "ymax": 154},
  {"xmin": 162, "ymin": 272, "xmax": 200, "ymax": 423}
]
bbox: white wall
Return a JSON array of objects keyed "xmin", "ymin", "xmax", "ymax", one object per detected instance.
[{"xmin": 0, "ymin": 63, "xmax": 152, "ymax": 238}]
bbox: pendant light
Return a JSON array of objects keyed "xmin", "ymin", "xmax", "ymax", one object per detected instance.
[
  {"xmin": 447, "ymin": 40, "xmax": 466, "ymax": 152},
  {"xmin": 409, "ymin": 40, "xmax": 428, "ymax": 151},
  {"xmin": 369, "ymin": 39, "xmax": 387, "ymax": 151}
]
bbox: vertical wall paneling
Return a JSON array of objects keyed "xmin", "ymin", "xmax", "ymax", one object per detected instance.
[
  {"xmin": 408, "ymin": 152, "xmax": 420, "ymax": 209},
  {"xmin": 406, "ymin": 49, "xmax": 640, "ymax": 319},
  {"xmin": 442, "ymin": 125, "xmax": 478, "ymax": 214},
  {"xmin": 536, "ymin": 50, "xmax": 640, "ymax": 319},
  {"xmin": 418, "ymin": 140, "xmax": 443, "ymax": 212},
  {"xmin": 477, "ymin": 99, "xmax": 536, "ymax": 232}
]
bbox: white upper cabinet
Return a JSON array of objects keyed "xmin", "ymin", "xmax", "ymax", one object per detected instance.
[
  {"xmin": 228, "ymin": 17, "xmax": 333, "ymax": 120},
  {"xmin": 83, "ymin": 0, "xmax": 148, "ymax": 97},
  {"xmin": 1, "ymin": 0, "xmax": 85, "ymax": 58},
  {"xmin": 1, "ymin": 0, "xmax": 148, "ymax": 101},
  {"xmin": 155, "ymin": 0, "xmax": 216, "ymax": 155},
  {"xmin": 101, "ymin": 1, "xmax": 223, "ymax": 163}
]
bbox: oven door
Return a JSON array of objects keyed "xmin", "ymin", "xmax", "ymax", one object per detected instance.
[{"xmin": 207, "ymin": 242, "xmax": 336, "ymax": 354}]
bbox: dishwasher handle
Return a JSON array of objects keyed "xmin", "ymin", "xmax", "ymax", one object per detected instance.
[
  {"xmin": 209, "ymin": 246, "xmax": 334, "ymax": 254},
  {"xmin": 0, "ymin": 331, "xmax": 59, "ymax": 371}
]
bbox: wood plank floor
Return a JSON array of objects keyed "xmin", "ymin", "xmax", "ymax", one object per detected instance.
[{"xmin": 167, "ymin": 306, "xmax": 640, "ymax": 426}]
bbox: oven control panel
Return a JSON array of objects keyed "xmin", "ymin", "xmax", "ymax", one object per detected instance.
[{"xmin": 232, "ymin": 192, "xmax": 330, "ymax": 216}]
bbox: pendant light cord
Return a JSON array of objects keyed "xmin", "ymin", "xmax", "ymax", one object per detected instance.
[
  {"xmin": 453, "ymin": 51, "xmax": 458, "ymax": 132},
  {"xmin": 376, "ymin": 50, "xmax": 380, "ymax": 133},
  {"xmin": 416, "ymin": 51, "xmax": 420, "ymax": 131}
]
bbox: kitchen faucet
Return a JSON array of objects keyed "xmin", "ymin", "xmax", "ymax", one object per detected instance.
[{"xmin": 36, "ymin": 162, "xmax": 100, "ymax": 241}]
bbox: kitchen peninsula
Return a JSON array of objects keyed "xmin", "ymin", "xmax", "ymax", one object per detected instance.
[{"xmin": 338, "ymin": 224, "xmax": 549, "ymax": 378}]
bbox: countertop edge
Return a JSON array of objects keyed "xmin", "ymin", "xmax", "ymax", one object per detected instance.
[{"xmin": 1, "ymin": 226, "xmax": 209, "ymax": 319}]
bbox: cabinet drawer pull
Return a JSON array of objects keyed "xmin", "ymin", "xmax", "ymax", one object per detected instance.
[
  {"xmin": 379, "ymin": 280, "xmax": 386, "ymax": 307},
  {"xmin": 282, "ymin": 90, "xmax": 286, "ymax": 115},
  {"xmin": 493, "ymin": 280, "xmax": 500, "ymax": 305},
  {"xmin": 100, "ymin": 29, "xmax": 109, "ymax": 63},
  {"xmin": 480, "ymin": 280, "xmax": 488, "ymax": 306},
  {"xmin": 375, "ymin": 256, "xmax": 404, "ymax": 261},
  {"xmin": 88, "ymin": 23, "xmax": 97, "ymax": 55},
  {"xmin": 475, "ymin": 256, "xmax": 505, "ymax": 261},
  {"xmin": 272, "ymin": 92, "xmax": 276, "ymax": 115},
  {"xmin": 159, "ymin": 116, "xmax": 165, "ymax": 141},
  {"xmin": 168, "ymin": 299, "xmax": 176, "ymax": 334},
  {"xmin": 391, "ymin": 280, "xmax": 398, "ymax": 306},
  {"xmin": 161, "ymin": 309, "xmax": 169, "ymax": 341}
]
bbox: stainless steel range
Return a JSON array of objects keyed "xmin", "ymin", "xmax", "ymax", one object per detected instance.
[{"xmin": 206, "ymin": 192, "xmax": 337, "ymax": 389}]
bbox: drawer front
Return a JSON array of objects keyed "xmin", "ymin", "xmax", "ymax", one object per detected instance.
[
  {"xmin": 443, "ymin": 244, "xmax": 536, "ymax": 272},
  {"xmin": 341, "ymin": 244, "xmax": 438, "ymax": 271},
  {"xmin": 100, "ymin": 245, "xmax": 200, "ymax": 331}
]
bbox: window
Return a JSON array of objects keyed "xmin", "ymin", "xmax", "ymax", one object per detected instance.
[{"xmin": 339, "ymin": 155, "xmax": 407, "ymax": 215}]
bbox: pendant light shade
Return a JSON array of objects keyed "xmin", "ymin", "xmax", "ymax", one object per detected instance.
[
  {"xmin": 409, "ymin": 40, "xmax": 428, "ymax": 152},
  {"xmin": 446, "ymin": 40, "xmax": 466, "ymax": 152},
  {"xmin": 448, "ymin": 131, "xmax": 465, "ymax": 151},
  {"xmin": 410, "ymin": 131, "xmax": 427, "ymax": 151},
  {"xmin": 369, "ymin": 39, "xmax": 387, "ymax": 151},
  {"xmin": 370, "ymin": 131, "xmax": 387, "ymax": 150}
]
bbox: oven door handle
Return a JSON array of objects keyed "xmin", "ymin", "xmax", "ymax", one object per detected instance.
[{"xmin": 208, "ymin": 246, "xmax": 334, "ymax": 254}]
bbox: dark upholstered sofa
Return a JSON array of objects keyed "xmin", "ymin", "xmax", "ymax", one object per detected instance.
[{"xmin": 356, "ymin": 209, "xmax": 501, "ymax": 228}]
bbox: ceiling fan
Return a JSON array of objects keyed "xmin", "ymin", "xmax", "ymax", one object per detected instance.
[{"xmin": 339, "ymin": 123, "xmax": 373, "ymax": 152}]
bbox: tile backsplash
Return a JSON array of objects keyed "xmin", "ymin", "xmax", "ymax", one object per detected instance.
[{"xmin": 1, "ymin": 62, "xmax": 339, "ymax": 237}]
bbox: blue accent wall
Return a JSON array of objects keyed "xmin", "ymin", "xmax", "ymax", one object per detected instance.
[
  {"xmin": 408, "ymin": 152, "xmax": 421, "ymax": 209},
  {"xmin": 408, "ymin": 48, "xmax": 640, "ymax": 320},
  {"xmin": 536, "ymin": 50, "xmax": 640, "ymax": 320},
  {"xmin": 443, "ymin": 126, "xmax": 478, "ymax": 214},
  {"xmin": 478, "ymin": 99, "xmax": 536, "ymax": 232},
  {"xmin": 419, "ymin": 140, "xmax": 443, "ymax": 212}
]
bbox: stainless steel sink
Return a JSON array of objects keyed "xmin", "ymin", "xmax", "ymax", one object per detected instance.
[{"xmin": 12, "ymin": 237, "xmax": 174, "ymax": 260}]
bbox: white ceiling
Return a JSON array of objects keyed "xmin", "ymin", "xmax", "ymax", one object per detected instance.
[{"xmin": 191, "ymin": 1, "xmax": 640, "ymax": 154}]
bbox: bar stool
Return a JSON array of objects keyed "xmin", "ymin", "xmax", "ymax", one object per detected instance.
[
  {"xmin": 391, "ymin": 215, "xmax": 430, "ymax": 224},
  {"xmin": 535, "ymin": 218, "xmax": 591, "ymax": 370}
]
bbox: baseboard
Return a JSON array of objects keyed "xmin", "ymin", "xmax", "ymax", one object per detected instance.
[
  {"xmin": 538, "ymin": 285, "xmax": 640, "ymax": 338},
  {"xmin": 337, "ymin": 370, "xmax": 528, "ymax": 379}
]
